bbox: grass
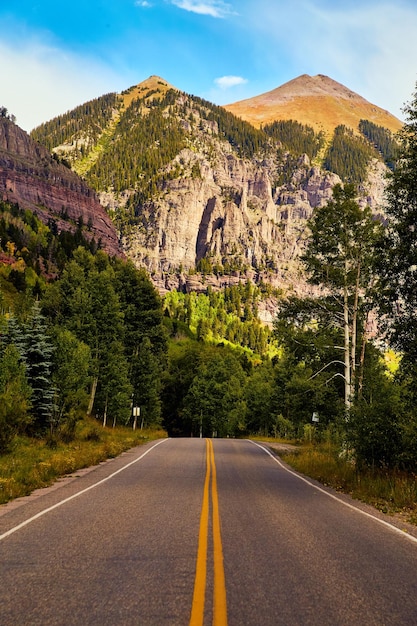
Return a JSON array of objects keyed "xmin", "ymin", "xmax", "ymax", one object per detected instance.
[
  {"xmin": 0, "ymin": 418, "xmax": 166, "ymax": 505},
  {"xmin": 279, "ymin": 443, "xmax": 417, "ymax": 526}
]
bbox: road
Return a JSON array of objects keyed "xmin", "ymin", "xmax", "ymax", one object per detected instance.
[{"xmin": 1, "ymin": 438, "xmax": 417, "ymax": 625}]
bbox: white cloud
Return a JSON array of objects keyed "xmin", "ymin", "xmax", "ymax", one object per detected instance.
[
  {"xmin": 135, "ymin": 1, "xmax": 152, "ymax": 6},
  {"xmin": 0, "ymin": 37, "xmax": 123, "ymax": 132},
  {"xmin": 214, "ymin": 75, "xmax": 248, "ymax": 89},
  {"xmin": 170, "ymin": 0, "xmax": 235, "ymax": 18}
]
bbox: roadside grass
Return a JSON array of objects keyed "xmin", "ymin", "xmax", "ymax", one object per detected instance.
[
  {"xmin": 279, "ymin": 444, "xmax": 417, "ymax": 525},
  {"xmin": 248, "ymin": 435, "xmax": 298, "ymax": 445},
  {"xmin": 0, "ymin": 418, "xmax": 166, "ymax": 505}
]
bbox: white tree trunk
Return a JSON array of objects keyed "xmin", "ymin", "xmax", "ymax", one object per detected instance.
[
  {"xmin": 344, "ymin": 281, "xmax": 352, "ymax": 417},
  {"xmin": 87, "ymin": 376, "xmax": 98, "ymax": 416}
]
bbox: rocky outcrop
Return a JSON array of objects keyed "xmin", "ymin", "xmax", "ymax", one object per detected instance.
[
  {"xmin": 0, "ymin": 118, "xmax": 122, "ymax": 257},
  {"xmin": 25, "ymin": 76, "xmax": 391, "ymax": 296},
  {"xmin": 121, "ymin": 145, "xmax": 387, "ymax": 295}
]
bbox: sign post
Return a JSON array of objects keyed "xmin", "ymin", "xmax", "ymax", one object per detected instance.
[{"xmin": 133, "ymin": 406, "xmax": 140, "ymax": 431}]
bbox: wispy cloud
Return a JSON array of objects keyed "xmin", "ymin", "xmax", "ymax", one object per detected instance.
[
  {"xmin": 0, "ymin": 36, "xmax": 122, "ymax": 132},
  {"xmin": 135, "ymin": 1, "xmax": 152, "ymax": 7},
  {"xmin": 214, "ymin": 75, "xmax": 248, "ymax": 89},
  {"xmin": 170, "ymin": 1, "xmax": 235, "ymax": 18}
]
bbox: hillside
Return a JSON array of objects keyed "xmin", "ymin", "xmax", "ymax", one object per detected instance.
[
  {"xmin": 225, "ymin": 74, "xmax": 402, "ymax": 136},
  {"xmin": 0, "ymin": 116, "xmax": 122, "ymax": 257},
  {"xmin": 29, "ymin": 75, "xmax": 398, "ymax": 300}
]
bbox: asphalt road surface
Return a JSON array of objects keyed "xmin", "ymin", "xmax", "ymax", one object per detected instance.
[{"xmin": 1, "ymin": 438, "xmax": 417, "ymax": 625}]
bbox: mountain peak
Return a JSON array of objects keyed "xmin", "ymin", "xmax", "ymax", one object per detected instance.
[
  {"xmin": 120, "ymin": 75, "xmax": 177, "ymax": 108},
  {"xmin": 224, "ymin": 74, "xmax": 402, "ymax": 135}
]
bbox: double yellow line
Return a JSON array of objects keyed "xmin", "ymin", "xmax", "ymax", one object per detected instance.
[{"xmin": 189, "ymin": 439, "xmax": 228, "ymax": 626}]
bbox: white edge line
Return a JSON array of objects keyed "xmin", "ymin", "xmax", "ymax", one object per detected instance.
[
  {"xmin": 249, "ymin": 440, "xmax": 417, "ymax": 546},
  {"xmin": 0, "ymin": 438, "xmax": 169, "ymax": 542}
]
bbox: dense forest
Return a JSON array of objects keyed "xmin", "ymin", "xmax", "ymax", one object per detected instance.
[
  {"xmin": 30, "ymin": 93, "xmax": 119, "ymax": 159},
  {"xmin": 263, "ymin": 119, "xmax": 326, "ymax": 160},
  {"xmin": 30, "ymin": 85, "xmax": 395, "ymax": 200},
  {"xmin": 358, "ymin": 119, "xmax": 399, "ymax": 170},
  {"xmin": 323, "ymin": 124, "xmax": 378, "ymax": 183}
]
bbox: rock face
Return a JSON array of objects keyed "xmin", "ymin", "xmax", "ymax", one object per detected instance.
[
  {"xmin": 122, "ymin": 146, "xmax": 386, "ymax": 295},
  {"xmin": 27, "ymin": 75, "xmax": 393, "ymax": 295},
  {"xmin": 0, "ymin": 117, "xmax": 122, "ymax": 257}
]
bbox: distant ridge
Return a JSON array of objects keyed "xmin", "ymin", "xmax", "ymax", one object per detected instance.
[{"xmin": 224, "ymin": 74, "xmax": 402, "ymax": 135}]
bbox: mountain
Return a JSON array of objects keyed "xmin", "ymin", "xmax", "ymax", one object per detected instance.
[
  {"xmin": 224, "ymin": 74, "xmax": 402, "ymax": 136},
  {"xmin": 0, "ymin": 115, "xmax": 122, "ymax": 257},
  {"xmin": 28, "ymin": 75, "xmax": 399, "ymax": 303}
]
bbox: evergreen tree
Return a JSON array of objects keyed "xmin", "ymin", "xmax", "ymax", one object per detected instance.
[
  {"xmin": 377, "ymin": 83, "xmax": 417, "ymax": 361},
  {"xmin": 131, "ymin": 336, "xmax": 162, "ymax": 428},
  {"xmin": 22, "ymin": 303, "xmax": 56, "ymax": 433}
]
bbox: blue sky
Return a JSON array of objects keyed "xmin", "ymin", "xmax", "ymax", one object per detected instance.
[{"xmin": 1, "ymin": 0, "xmax": 417, "ymax": 132}]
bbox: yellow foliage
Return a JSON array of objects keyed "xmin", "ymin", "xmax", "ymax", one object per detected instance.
[{"xmin": 5, "ymin": 241, "xmax": 16, "ymax": 256}]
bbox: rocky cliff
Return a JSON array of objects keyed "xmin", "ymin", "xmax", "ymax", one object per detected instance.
[
  {"xmin": 0, "ymin": 117, "xmax": 122, "ymax": 257},
  {"xmin": 29, "ymin": 76, "xmax": 395, "ymax": 298},
  {"xmin": 121, "ymin": 144, "xmax": 386, "ymax": 297}
]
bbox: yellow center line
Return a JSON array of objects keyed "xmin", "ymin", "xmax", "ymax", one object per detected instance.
[
  {"xmin": 190, "ymin": 439, "xmax": 211, "ymax": 626},
  {"xmin": 209, "ymin": 439, "xmax": 228, "ymax": 626},
  {"xmin": 189, "ymin": 439, "xmax": 228, "ymax": 626}
]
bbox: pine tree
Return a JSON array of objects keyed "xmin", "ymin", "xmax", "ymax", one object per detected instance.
[{"xmin": 22, "ymin": 303, "xmax": 56, "ymax": 433}]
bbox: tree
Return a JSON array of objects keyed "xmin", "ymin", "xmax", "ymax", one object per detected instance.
[
  {"xmin": 131, "ymin": 336, "xmax": 162, "ymax": 428},
  {"xmin": 112, "ymin": 258, "xmax": 167, "ymax": 425},
  {"xmin": 347, "ymin": 344, "xmax": 403, "ymax": 468},
  {"xmin": 377, "ymin": 83, "xmax": 417, "ymax": 361},
  {"xmin": 50, "ymin": 328, "xmax": 91, "ymax": 439},
  {"xmin": 0, "ymin": 344, "xmax": 32, "ymax": 451},
  {"xmin": 183, "ymin": 347, "xmax": 247, "ymax": 437},
  {"xmin": 244, "ymin": 361, "xmax": 276, "ymax": 436},
  {"xmin": 21, "ymin": 303, "xmax": 55, "ymax": 434},
  {"xmin": 42, "ymin": 249, "xmax": 132, "ymax": 423},
  {"xmin": 161, "ymin": 340, "xmax": 203, "ymax": 437},
  {"xmin": 302, "ymin": 183, "xmax": 381, "ymax": 414}
]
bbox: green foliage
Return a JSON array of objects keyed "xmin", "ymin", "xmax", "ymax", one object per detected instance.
[
  {"xmin": 132, "ymin": 336, "xmax": 163, "ymax": 427},
  {"xmin": 0, "ymin": 106, "xmax": 16, "ymax": 123},
  {"xmin": 244, "ymin": 361, "xmax": 277, "ymax": 436},
  {"xmin": 375, "ymin": 84, "xmax": 417, "ymax": 363},
  {"xmin": 0, "ymin": 196, "xmax": 168, "ymax": 446},
  {"xmin": 0, "ymin": 344, "xmax": 32, "ymax": 452},
  {"xmin": 359, "ymin": 119, "xmax": 399, "ymax": 170},
  {"xmin": 182, "ymin": 345, "xmax": 247, "ymax": 437},
  {"xmin": 190, "ymin": 94, "xmax": 269, "ymax": 158},
  {"xmin": 30, "ymin": 93, "xmax": 119, "ymax": 154},
  {"xmin": 0, "ymin": 200, "xmax": 100, "ymax": 293},
  {"xmin": 20, "ymin": 303, "xmax": 56, "ymax": 433},
  {"xmin": 324, "ymin": 125, "xmax": 377, "ymax": 183},
  {"xmin": 0, "ymin": 424, "xmax": 165, "ymax": 504},
  {"xmin": 4, "ymin": 305, "xmax": 55, "ymax": 434},
  {"xmin": 51, "ymin": 327, "xmax": 91, "ymax": 440},
  {"xmin": 87, "ymin": 91, "xmax": 187, "ymax": 199},
  {"xmin": 348, "ymin": 363, "xmax": 403, "ymax": 469},
  {"xmin": 264, "ymin": 119, "xmax": 325, "ymax": 160},
  {"xmin": 164, "ymin": 282, "xmax": 271, "ymax": 356},
  {"xmin": 302, "ymin": 183, "xmax": 381, "ymax": 291}
]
